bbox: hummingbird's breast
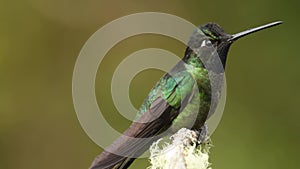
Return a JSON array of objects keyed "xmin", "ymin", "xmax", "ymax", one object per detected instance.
[{"xmin": 169, "ymin": 63, "xmax": 212, "ymax": 131}]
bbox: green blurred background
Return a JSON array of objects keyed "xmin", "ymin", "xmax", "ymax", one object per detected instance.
[{"xmin": 1, "ymin": 0, "xmax": 299, "ymax": 168}]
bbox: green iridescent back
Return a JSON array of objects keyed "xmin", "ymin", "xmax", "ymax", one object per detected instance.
[{"xmin": 135, "ymin": 55, "xmax": 211, "ymax": 132}]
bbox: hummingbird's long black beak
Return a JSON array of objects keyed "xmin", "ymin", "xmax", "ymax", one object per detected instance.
[{"xmin": 228, "ymin": 21, "xmax": 283, "ymax": 42}]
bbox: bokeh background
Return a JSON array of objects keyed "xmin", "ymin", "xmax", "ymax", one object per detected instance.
[{"xmin": 1, "ymin": 0, "xmax": 299, "ymax": 168}]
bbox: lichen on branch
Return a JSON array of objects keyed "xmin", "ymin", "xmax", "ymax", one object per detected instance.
[{"xmin": 148, "ymin": 128, "xmax": 212, "ymax": 169}]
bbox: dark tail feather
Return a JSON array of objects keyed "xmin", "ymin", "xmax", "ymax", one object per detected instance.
[
  {"xmin": 89, "ymin": 152, "xmax": 135, "ymax": 169},
  {"xmin": 89, "ymin": 98, "xmax": 177, "ymax": 169},
  {"xmin": 89, "ymin": 135, "xmax": 154, "ymax": 169},
  {"xmin": 117, "ymin": 158, "xmax": 135, "ymax": 169}
]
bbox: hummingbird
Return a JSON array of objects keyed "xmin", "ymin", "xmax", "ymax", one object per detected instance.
[{"xmin": 89, "ymin": 21, "xmax": 282, "ymax": 169}]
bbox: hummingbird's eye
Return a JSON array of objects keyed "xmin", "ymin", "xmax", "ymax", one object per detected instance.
[
  {"xmin": 205, "ymin": 40, "xmax": 212, "ymax": 46},
  {"xmin": 201, "ymin": 40, "xmax": 213, "ymax": 47}
]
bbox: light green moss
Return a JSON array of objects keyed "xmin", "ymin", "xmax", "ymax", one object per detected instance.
[{"xmin": 148, "ymin": 128, "xmax": 212, "ymax": 169}]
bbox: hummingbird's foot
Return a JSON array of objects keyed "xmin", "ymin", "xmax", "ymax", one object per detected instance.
[{"xmin": 197, "ymin": 123, "xmax": 209, "ymax": 144}]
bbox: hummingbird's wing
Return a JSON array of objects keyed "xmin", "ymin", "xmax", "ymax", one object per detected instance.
[
  {"xmin": 89, "ymin": 58, "xmax": 202, "ymax": 169},
  {"xmin": 89, "ymin": 75, "xmax": 185, "ymax": 169}
]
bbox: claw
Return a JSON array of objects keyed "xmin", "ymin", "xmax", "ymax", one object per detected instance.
[{"xmin": 197, "ymin": 123, "xmax": 209, "ymax": 144}]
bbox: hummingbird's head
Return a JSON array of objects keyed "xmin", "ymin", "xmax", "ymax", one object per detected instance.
[
  {"xmin": 184, "ymin": 21, "xmax": 282, "ymax": 71},
  {"xmin": 198, "ymin": 23, "xmax": 232, "ymax": 68}
]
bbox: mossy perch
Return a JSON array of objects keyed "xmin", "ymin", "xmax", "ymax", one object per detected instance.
[{"xmin": 148, "ymin": 128, "xmax": 212, "ymax": 169}]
